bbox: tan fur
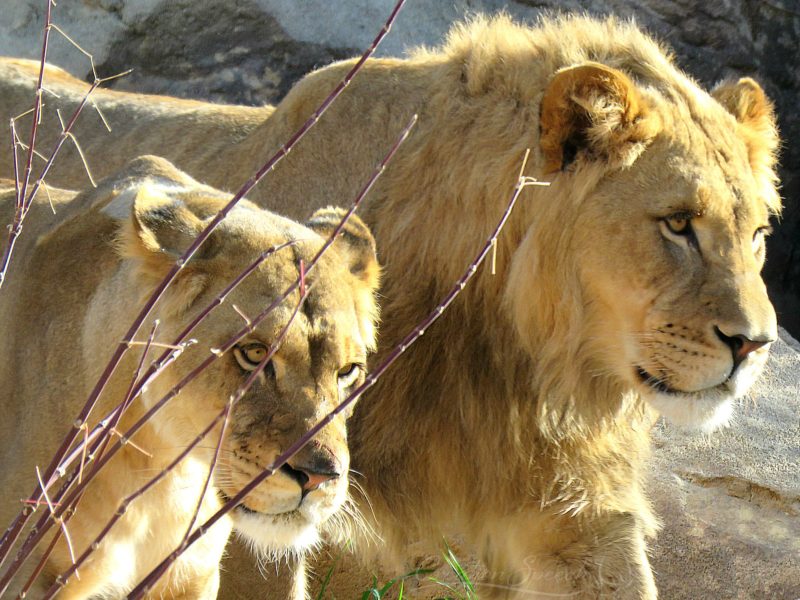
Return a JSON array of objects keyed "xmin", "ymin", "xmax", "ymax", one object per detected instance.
[
  {"xmin": 0, "ymin": 14, "xmax": 782, "ymax": 598},
  {"xmin": 0, "ymin": 156, "xmax": 379, "ymax": 598}
]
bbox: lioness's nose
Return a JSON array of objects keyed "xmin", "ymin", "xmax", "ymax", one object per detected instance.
[
  {"xmin": 297, "ymin": 468, "xmax": 339, "ymax": 493},
  {"xmin": 715, "ymin": 326, "xmax": 774, "ymax": 369},
  {"xmin": 288, "ymin": 448, "xmax": 340, "ymax": 493}
]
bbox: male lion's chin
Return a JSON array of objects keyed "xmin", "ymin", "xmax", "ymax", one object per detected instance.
[
  {"xmin": 635, "ymin": 353, "xmax": 769, "ymax": 432},
  {"xmin": 644, "ymin": 388, "xmax": 734, "ymax": 433},
  {"xmin": 635, "ymin": 366, "xmax": 735, "ymax": 431},
  {"xmin": 231, "ymin": 508, "xmax": 322, "ymax": 560}
]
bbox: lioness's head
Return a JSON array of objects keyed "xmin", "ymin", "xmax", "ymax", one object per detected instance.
[
  {"xmin": 509, "ymin": 45, "xmax": 780, "ymax": 432},
  {"xmin": 102, "ymin": 156, "xmax": 379, "ymax": 555}
]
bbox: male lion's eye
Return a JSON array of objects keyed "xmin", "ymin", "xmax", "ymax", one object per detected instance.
[
  {"xmin": 233, "ymin": 343, "xmax": 271, "ymax": 371},
  {"xmin": 337, "ymin": 363, "xmax": 363, "ymax": 389},
  {"xmin": 752, "ymin": 226, "xmax": 772, "ymax": 253},
  {"xmin": 664, "ymin": 215, "xmax": 691, "ymax": 235},
  {"xmin": 660, "ymin": 212, "xmax": 699, "ymax": 249}
]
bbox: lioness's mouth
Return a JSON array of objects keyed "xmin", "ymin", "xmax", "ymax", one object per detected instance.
[
  {"xmin": 218, "ymin": 490, "xmax": 258, "ymax": 515},
  {"xmin": 218, "ymin": 464, "xmax": 310, "ymax": 515}
]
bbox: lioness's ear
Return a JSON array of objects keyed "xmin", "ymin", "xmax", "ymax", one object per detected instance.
[
  {"xmin": 113, "ymin": 182, "xmax": 212, "ymax": 314},
  {"xmin": 539, "ymin": 62, "xmax": 659, "ymax": 172},
  {"xmin": 712, "ymin": 77, "xmax": 779, "ymax": 177},
  {"xmin": 306, "ymin": 207, "xmax": 380, "ymax": 290}
]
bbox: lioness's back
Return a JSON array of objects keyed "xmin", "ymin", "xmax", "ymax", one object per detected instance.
[{"xmin": 0, "ymin": 57, "xmax": 274, "ymax": 193}]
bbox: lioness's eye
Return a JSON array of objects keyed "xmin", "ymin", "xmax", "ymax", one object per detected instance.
[
  {"xmin": 337, "ymin": 363, "xmax": 363, "ymax": 388},
  {"xmin": 233, "ymin": 343, "xmax": 270, "ymax": 370}
]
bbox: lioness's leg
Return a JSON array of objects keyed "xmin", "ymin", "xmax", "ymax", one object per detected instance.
[
  {"xmin": 160, "ymin": 566, "xmax": 220, "ymax": 600},
  {"xmin": 218, "ymin": 538, "xmax": 307, "ymax": 600},
  {"xmin": 480, "ymin": 511, "xmax": 657, "ymax": 600}
]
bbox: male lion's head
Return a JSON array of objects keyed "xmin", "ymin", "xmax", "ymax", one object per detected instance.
[
  {"xmin": 102, "ymin": 156, "xmax": 379, "ymax": 556},
  {"xmin": 505, "ymin": 29, "xmax": 781, "ymax": 433}
]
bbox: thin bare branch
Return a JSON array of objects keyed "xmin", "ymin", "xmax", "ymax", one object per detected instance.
[
  {"xmin": 230, "ymin": 304, "xmax": 252, "ymax": 328},
  {"xmin": 15, "ymin": 0, "xmax": 53, "ymax": 245},
  {"xmin": 14, "ymin": 242, "xmax": 294, "ymax": 517},
  {"xmin": 2, "ymin": 110, "xmax": 415, "ymax": 593},
  {"xmin": 13, "ymin": 136, "xmax": 49, "ymax": 162},
  {"xmin": 10, "ymin": 106, "xmax": 40, "ymax": 123},
  {"xmin": 49, "ymin": 24, "xmax": 97, "ymax": 80},
  {"xmin": 91, "ymin": 101, "xmax": 111, "ymax": 132},
  {"xmin": 40, "ymin": 179, "xmax": 56, "ymax": 214},
  {"xmin": 127, "ymin": 149, "xmax": 539, "ymax": 600},
  {"xmin": 35, "ymin": 467, "xmax": 77, "ymax": 575},
  {"xmin": 56, "ymin": 109, "xmax": 96, "ymax": 187},
  {"xmin": 40, "ymin": 85, "xmax": 61, "ymax": 99},
  {"xmin": 95, "ymin": 69, "xmax": 133, "ymax": 85},
  {"xmin": 43, "ymin": 290, "xmax": 309, "ymax": 597},
  {"xmin": 0, "ymin": 78, "xmax": 99, "ymax": 291},
  {"xmin": 0, "ymin": 0, "xmax": 406, "ymax": 575}
]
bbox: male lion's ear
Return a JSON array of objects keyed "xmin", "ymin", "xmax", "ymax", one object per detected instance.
[
  {"xmin": 539, "ymin": 62, "xmax": 659, "ymax": 172},
  {"xmin": 112, "ymin": 181, "xmax": 212, "ymax": 314},
  {"xmin": 712, "ymin": 77, "xmax": 779, "ymax": 176},
  {"xmin": 306, "ymin": 207, "xmax": 380, "ymax": 290}
]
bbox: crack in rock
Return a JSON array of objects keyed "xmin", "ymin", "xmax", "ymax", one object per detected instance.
[{"xmin": 677, "ymin": 471, "xmax": 800, "ymax": 516}]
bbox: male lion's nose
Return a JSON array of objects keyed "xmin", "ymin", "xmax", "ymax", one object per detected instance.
[{"xmin": 715, "ymin": 326, "xmax": 773, "ymax": 370}]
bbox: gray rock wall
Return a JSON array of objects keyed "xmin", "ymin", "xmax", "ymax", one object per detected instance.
[{"xmin": 3, "ymin": 0, "xmax": 799, "ymax": 336}]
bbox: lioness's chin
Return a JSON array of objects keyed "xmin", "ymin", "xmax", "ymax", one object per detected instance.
[{"xmin": 231, "ymin": 508, "xmax": 322, "ymax": 559}]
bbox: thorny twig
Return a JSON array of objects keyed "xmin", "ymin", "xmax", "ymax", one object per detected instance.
[
  {"xmin": 18, "ymin": 242, "xmax": 295, "ymax": 515},
  {"xmin": 41, "ymin": 290, "xmax": 310, "ymax": 598},
  {"xmin": 0, "ymin": 244, "xmax": 296, "ymax": 591},
  {"xmin": 0, "ymin": 0, "xmax": 55, "ymax": 561},
  {"xmin": 0, "ymin": 58, "xmax": 130, "ymax": 290},
  {"xmin": 127, "ymin": 150, "xmax": 545, "ymax": 599},
  {"xmin": 0, "ymin": 0, "xmax": 406, "ymax": 579},
  {"xmin": 0, "ymin": 110, "xmax": 416, "ymax": 593}
]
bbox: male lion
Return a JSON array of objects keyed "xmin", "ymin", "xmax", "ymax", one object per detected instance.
[
  {"xmin": 0, "ymin": 14, "xmax": 782, "ymax": 598},
  {"xmin": 0, "ymin": 156, "xmax": 379, "ymax": 598}
]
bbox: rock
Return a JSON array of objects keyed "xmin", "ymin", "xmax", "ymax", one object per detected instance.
[{"xmin": 648, "ymin": 327, "xmax": 800, "ymax": 600}]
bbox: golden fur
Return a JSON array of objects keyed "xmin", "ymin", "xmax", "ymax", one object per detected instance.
[
  {"xmin": 0, "ymin": 156, "xmax": 379, "ymax": 598},
  {"xmin": 0, "ymin": 14, "xmax": 781, "ymax": 598}
]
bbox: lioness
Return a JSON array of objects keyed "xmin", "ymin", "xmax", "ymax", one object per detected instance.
[
  {"xmin": 0, "ymin": 14, "xmax": 782, "ymax": 598},
  {"xmin": 0, "ymin": 156, "xmax": 379, "ymax": 598}
]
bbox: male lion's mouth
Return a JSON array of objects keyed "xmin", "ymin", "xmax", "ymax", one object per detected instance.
[
  {"xmin": 635, "ymin": 367, "xmax": 683, "ymax": 395},
  {"xmin": 635, "ymin": 366, "xmax": 732, "ymax": 396}
]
